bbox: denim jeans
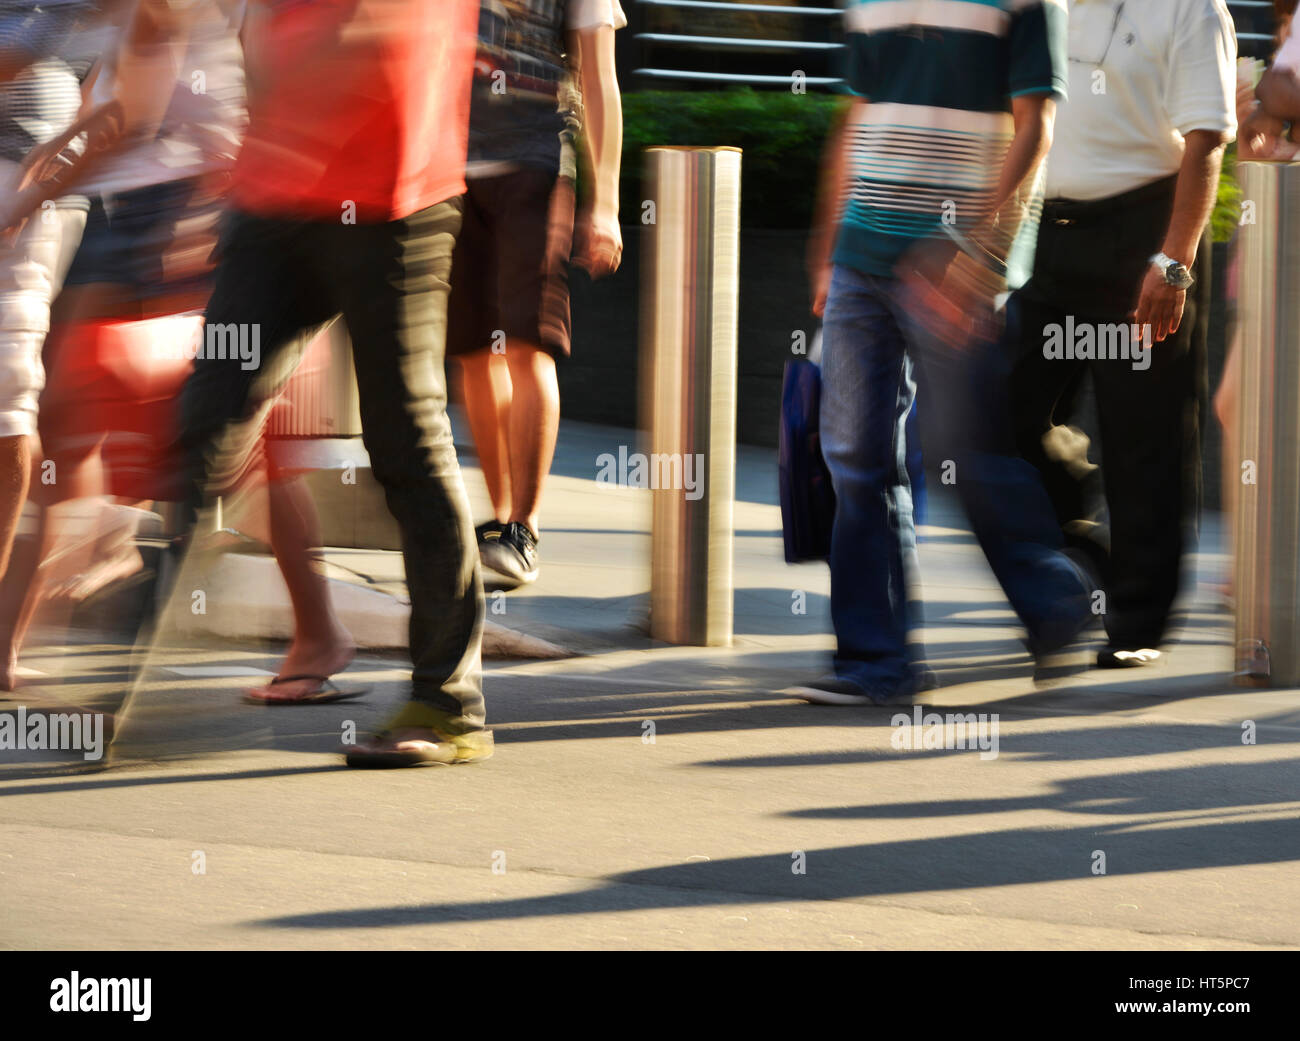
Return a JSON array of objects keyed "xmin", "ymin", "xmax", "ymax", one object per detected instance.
[
  {"xmin": 820, "ymin": 264, "xmax": 1089, "ymax": 693},
  {"xmin": 179, "ymin": 200, "xmax": 485, "ymax": 732}
]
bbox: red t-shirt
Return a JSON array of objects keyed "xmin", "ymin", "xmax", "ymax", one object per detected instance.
[{"xmin": 231, "ymin": 0, "xmax": 477, "ymax": 222}]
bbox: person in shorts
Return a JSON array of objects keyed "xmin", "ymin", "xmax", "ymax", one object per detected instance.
[
  {"xmin": 0, "ymin": 0, "xmax": 97, "ymax": 609},
  {"xmin": 448, "ymin": 0, "xmax": 626, "ymax": 588}
]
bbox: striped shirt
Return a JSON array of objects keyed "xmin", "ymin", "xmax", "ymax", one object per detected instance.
[
  {"xmin": 0, "ymin": 1, "xmax": 98, "ymax": 163},
  {"xmin": 833, "ymin": 0, "xmax": 1068, "ymax": 279}
]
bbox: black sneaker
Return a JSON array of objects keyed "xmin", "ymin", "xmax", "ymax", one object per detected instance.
[
  {"xmin": 1027, "ymin": 553, "xmax": 1099, "ymax": 686},
  {"xmin": 480, "ymin": 521, "xmax": 539, "ymax": 586},
  {"xmin": 476, "ymin": 520, "xmax": 506, "ymax": 547},
  {"xmin": 782, "ymin": 673, "xmax": 919, "ymax": 707}
]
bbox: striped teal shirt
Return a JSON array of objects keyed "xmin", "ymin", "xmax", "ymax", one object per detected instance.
[{"xmin": 833, "ymin": 0, "xmax": 1068, "ymax": 278}]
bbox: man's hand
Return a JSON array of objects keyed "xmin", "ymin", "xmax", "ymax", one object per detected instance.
[
  {"xmin": 811, "ymin": 263, "xmax": 831, "ymax": 317},
  {"xmin": 571, "ymin": 23, "xmax": 622, "ymax": 279},
  {"xmin": 1133, "ymin": 264, "xmax": 1186, "ymax": 343},
  {"xmin": 573, "ymin": 205, "xmax": 622, "ymax": 278},
  {"xmin": 1237, "ymin": 98, "xmax": 1289, "ymax": 159},
  {"xmin": 895, "ymin": 238, "xmax": 1001, "ymax": 348}
]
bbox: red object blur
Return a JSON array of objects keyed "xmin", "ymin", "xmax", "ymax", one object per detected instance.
[
  {"xmin": 41, "ymin": 316, "xmax": 340, "ymax": 501},
  {"xmin": 41, "ymin": 315, "xmax": 199, "ymax": 501}
]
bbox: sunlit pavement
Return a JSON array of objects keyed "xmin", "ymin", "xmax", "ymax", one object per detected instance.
[{"xmin": 1, "ymin": 418, "xmax": 1296, "ymax": 950}]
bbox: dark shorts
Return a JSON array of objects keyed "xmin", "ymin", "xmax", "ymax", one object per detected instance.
[
  {"xmin": 446, "ymin": 166, "xmax": 574, "ymax": 359},
  {"xmin": 64, "ymin": 176, "xmax": 220, "ymax": 298}
]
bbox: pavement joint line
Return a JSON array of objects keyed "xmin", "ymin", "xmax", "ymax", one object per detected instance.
[
  {"xmin": 944, "ymin": 698, "xmax": 1300, "ymax": 733},
  {"xmin": 1, "ymin": 820, "xmax": 1294, "ymax": 949},
  {"xmin": 468, "ymin": 670, "xmax": 1300, "ymax": 729},
  {"xmin": 1097, "ymin": 805, "xmax": 1300, "ymax": 831}
]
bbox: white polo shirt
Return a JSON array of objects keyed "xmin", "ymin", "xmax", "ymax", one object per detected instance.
[{"xmin": 1044, "ymin": 0, "xmax": 1237, "ymax": 202}]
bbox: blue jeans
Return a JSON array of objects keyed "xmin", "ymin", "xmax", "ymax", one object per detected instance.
[{"xmin": 820, "ymin": 264, "xmax": 1089, "ymax": 692}]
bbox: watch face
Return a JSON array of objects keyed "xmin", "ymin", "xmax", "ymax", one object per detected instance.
[{"xmin": 1168, "ymin": 264, "xmax": 1190, "ymax": 286}]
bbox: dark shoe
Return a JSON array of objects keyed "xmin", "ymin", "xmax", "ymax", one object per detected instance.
[
  {"xmin": 1097, "ymin": 646, "xmax": 1162, "ymax": 669},
  {"xmin": 1027, "ymin": 618, "xmax": 1096, "ymax": 687},
  {"xmin": 476, "ymin": 520, "xmax": 506, "ymax": 546},
  {"xmin": 476, "ymin": 520, "xmax": 512, "ymax": 587},
  {"xmin": 783, "ymin": 674, "xmax": 917, "ymax": 707},
  {"xmin": 344, "ymin": 727, "xmax": 494, "ymax": 768},
  {"xmin": 911, "ymin": 663, "xmax": 940, "ymax": 692},
  {"xmin": 481, "ymin": 521, "xmax": 539, "ymax": 586},
  {"xmin": 1030, "ymin": 640, "xmax": 1091, "ymax": 687},
  {"xmin": 1027, "ymin": 554, "xmax": 1098, "ymax": 687}
]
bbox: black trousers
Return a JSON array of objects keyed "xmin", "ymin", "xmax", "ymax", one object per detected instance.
[
  {"xmin": 178, "ymin": 199, "xmax": 486, "ymax": 731},
  {"xmin": 1005, "ymin": 175, "xmax": 1209, "ymax": 650}
]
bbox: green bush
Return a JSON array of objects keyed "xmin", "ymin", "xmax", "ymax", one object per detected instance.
[
  {"xmin": 618, "ymin": 88, "xmax": 1244, "ymax": 241},
  {"xmin": 1212, "ymin": 144, "xmax": 1242, "ymax": 245},
  {"xmin": 619, "ymin": 88, "xmax": 841, "ymax": 230}
]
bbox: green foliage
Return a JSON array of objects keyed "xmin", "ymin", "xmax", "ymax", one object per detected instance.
[
  {"xmin": 1212, "ymin": 144, "xmax": 1242, "ymax": 244},
  {"xmin": 618, "ymin": 88, "xmax": 1244, "ymax": 241},
  {"xmin": 619, "ymin": 88, "xmax": 843, "ymax": 229}
]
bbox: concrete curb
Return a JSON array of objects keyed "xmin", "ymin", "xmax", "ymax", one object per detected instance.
[{"xmin": 173, "ymin": 552, "xmax": 576, "ymax": 660}]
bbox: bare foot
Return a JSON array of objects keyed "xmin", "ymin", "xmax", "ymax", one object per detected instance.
[{"xmin": 245, "ymin": 633, "xmax": 357, "ymax": 701}]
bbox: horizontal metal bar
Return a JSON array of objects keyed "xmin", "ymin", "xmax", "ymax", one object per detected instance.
[
  {"xmin": 637, "ymin": 0, "xmax": 841, "ymax": 15},
  {"xmin": 634, "ymin": 67, "xmax": 842, "ymax": 85},
  {"xmin": 636, "ymin": 32, "xmax": 842, "ymax": 50}
]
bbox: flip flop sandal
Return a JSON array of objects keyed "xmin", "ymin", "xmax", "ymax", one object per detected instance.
[
  {"xmin": 242, "ymin": 675, "xmax": 370, "ymax": 706},
  {"xmin": 343, "ymin": 731, "xmax": 458, "ymax": 768}
]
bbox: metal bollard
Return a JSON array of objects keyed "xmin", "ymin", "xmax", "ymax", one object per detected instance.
[
  {"xmin": 640, "ymin": 147, "xmax": 741, "ymax": 646},
  {"xmin": 1234, "ymin": 160, "xmax": 1300, "ymax": 686}
]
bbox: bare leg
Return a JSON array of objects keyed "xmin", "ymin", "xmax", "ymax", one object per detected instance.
[
  {"xmin": 0, "ymin": 434, "xmax": 30, "ymax": 583},
  {"xmin": 248, "ymin": 474, "xmax": 355, "ymax": 699},
  {"xmin": 503, "ymin": 340, "xmax": 559, "ymax": 536},
  {"xmin": 0, "ymin": 445, "xmax": 106, "ymax": 690},
  {"xmin": 456, "ymin": 350, "xmax": 513, "ymax": 522},
  {"xmin": 0, "ymin": 441, "xmax": 36, "ymax": 691}
]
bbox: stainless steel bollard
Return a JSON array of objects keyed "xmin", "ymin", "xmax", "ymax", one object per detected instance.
[
  {"xmin": 641, "ymin": 146, "xmax": 741, "ymax": 646},
  {"xmin": 1234, "ymin": 160, "xmax": 1300, "ymax": 685}
]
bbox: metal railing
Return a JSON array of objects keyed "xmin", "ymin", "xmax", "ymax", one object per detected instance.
[
  {"xmin": 632, "ymin": 0, "xmax": 843, "ymax": 89},
  {"xmin": 1228, "ymin": 1, "xmax": 1278, "ymax": 58}
]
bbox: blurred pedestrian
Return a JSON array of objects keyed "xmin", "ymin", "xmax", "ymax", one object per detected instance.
[
  {"xmin": 0, "ymin": 0, "xmax": 97, "ymax": 592},
  {"xmin": 1004, "ymin": 0, "xmax": 1236, "ymax": 669},
  {"xmin": 1250, "ymin": 0, "xmax": 1300, "ymax": 128},
  {"xmin": 791, "ymin": 0, "xmax": 1094, "ymax": 706},
  {"xmin": 0, "ymin": 0, "xmax": 362, "ymax": 709},
  {"xmin": 171, "ymin": 0, "xmax": 491, "ymax": 767},
  {"xmin": 1213, "ymin": 0, "xmax": 1296, "ymax": 605}
]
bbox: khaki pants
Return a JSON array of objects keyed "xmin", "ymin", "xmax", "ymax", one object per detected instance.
[{"xmin": 0, "ymin": 159, "xmax": 86, "ymax": 438}]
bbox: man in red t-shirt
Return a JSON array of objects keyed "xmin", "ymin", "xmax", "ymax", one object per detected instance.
[{"xmin": 177, "ymin": 0, "xmax": 491, "ymax": 767}]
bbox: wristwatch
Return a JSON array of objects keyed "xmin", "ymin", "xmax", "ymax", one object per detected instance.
[{"xmin": 1150, "ymin": 252, "xmax": 1194, "ymax": 290}]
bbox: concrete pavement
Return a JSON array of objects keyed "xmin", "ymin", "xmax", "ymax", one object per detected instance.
[{"xmin": 1, "ymin": 415, "xmax": 1298, "ymax": 950}]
